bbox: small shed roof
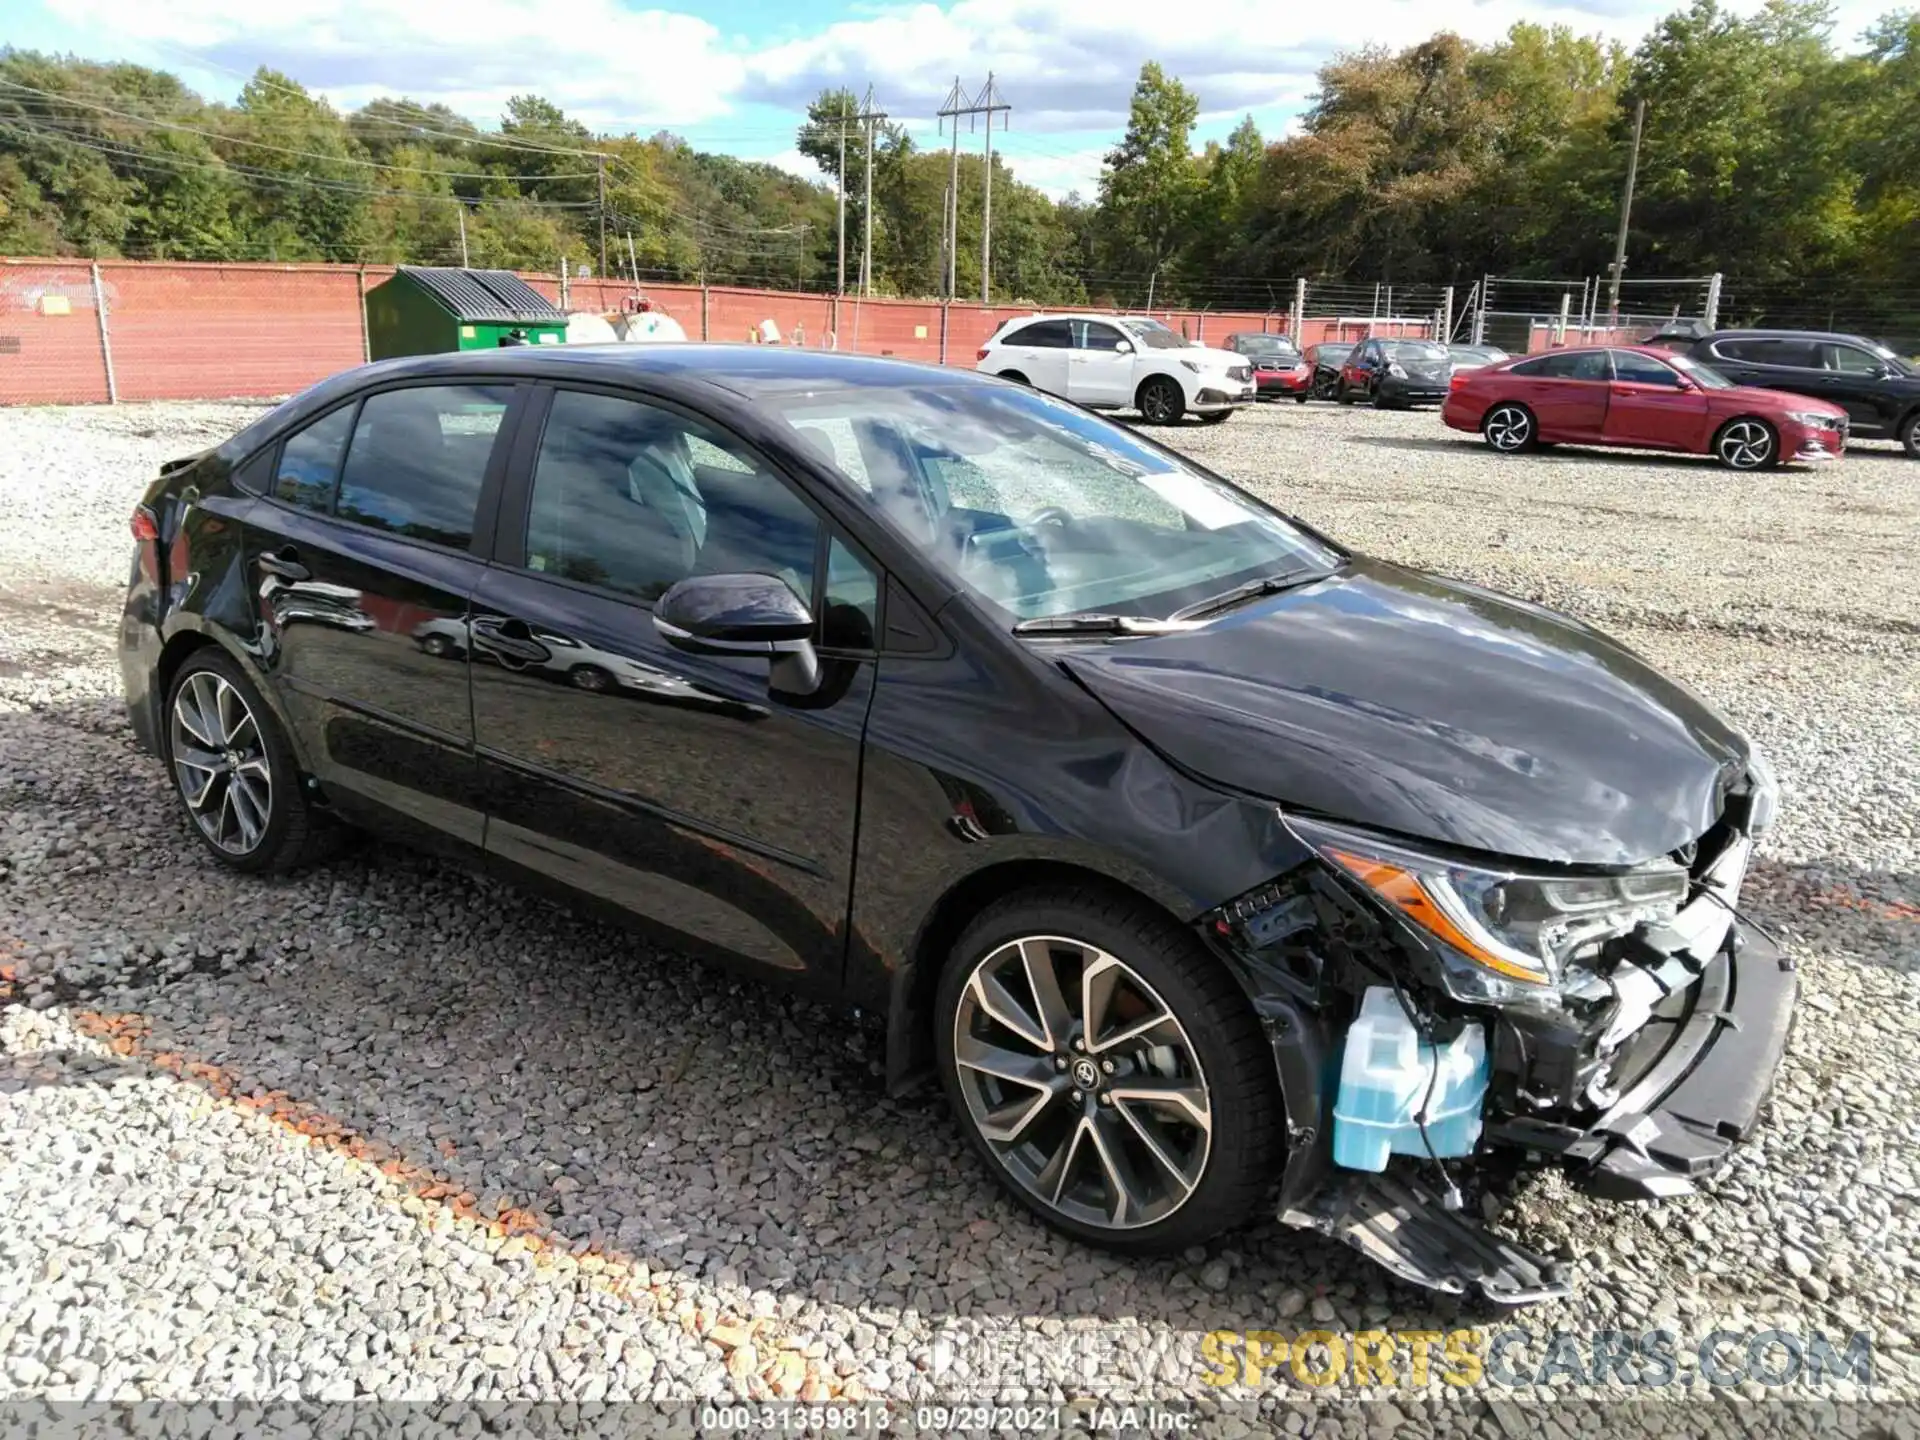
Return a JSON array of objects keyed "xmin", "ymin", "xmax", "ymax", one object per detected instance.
[{"xmin": 397, "ymin": 266, "xmax": 564, "ymax": 324}]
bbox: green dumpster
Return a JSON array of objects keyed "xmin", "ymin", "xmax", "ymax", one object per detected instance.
[{"xmin": 364, "ymin": 266, "xmax": 567, "ymax": 360}]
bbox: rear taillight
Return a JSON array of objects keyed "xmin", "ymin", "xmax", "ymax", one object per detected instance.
[
  {"xmin": 977, "ymin": 346, "xmax": 991, "ymax": 361},
  {"xmin": 1448, "ymin": 372, "xmax": 1469, "ymax": 391},
  {"xmin": 132, "ymin": 505, "xmax": 162, "ymax": 584}
]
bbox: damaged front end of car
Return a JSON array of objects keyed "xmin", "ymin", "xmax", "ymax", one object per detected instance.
[{"xmin": 1198, "ymin": 748, "xmax": 1794, "ymax": 1305}]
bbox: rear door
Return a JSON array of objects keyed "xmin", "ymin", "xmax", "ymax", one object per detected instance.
[
  {"xmin": 1507, "ymin": 350, "xmax": 1611, "ymax": 438},
  {"xmin": 1602, "ymin": 349, "xmax": 1710, "ymax": 450},
  {"xmin": 469, "ymin": 383, "xmax": 878, "ymax": 987},
  {"xmin": 1067, "ymin": 319, "xmax": 1136, "ymax": 407},
  {"xmin": 993, "ymin": 319, "xmax": 1072, "ymax": 396},
  {"xmin": 241, "ymin": 380, "xmax": 520, "ymax": 850}
]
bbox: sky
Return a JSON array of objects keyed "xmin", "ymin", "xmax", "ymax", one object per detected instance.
[{"xmin": 10, "ymin": 0, "xmax": 1894, "ymax": 198}]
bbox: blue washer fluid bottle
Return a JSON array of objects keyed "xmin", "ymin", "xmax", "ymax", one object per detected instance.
[{"xmin": 1332, "ymin": 985, "xmax": 1489, "ymax": 1172}]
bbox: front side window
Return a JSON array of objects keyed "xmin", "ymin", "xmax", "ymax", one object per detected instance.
[
  {"xmin": 1075, "ymin": 321, "xmax": 1125, "ymax": 352},
  {"xmin": 770, "ymin": 384, "xmax": 1339, "ymax": 623},
  {"xmin": 525, "ymin": 389, "xmax": 818, "ymax": 605},
  {"xmin": 272, "ymin": 404, "xmax": 356, "ymax": 511},
  {"xmin": 1826, "ymin": 343, "xmax": 1883, "ymax": 374},
  {"xmin": 335, "ymin": 385, "xmax": 511, "ymax": 549},
  {"xmin": 1609, "ymin": 351, "xmax": 1684, "ymax": 387}
]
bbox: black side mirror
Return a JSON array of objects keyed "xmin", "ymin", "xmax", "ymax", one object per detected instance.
[{"xmin": 654, "ymin": 573, "xmax": 819, "ymax": 694}]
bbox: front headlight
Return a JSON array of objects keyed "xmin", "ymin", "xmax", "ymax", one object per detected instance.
[
  {"xmin": 1290, "ymin": 817, "xmax": 1688, "ymax": 1007},
  {"xmin": 1388, "ymin": 362, "xmax": 1408, "ymax": 378},
  {"xmin": 1783, "ymin": 410, "xmax": 1834, "ymax": 426},
  {"xmin": 1746, "ymin": 739, "xmax": 1780, "ymax": 838}
]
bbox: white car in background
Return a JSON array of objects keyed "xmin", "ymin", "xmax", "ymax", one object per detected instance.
[{"xmin": 974, "ymin": 313, "xmax": 1256, "ymax": 425}]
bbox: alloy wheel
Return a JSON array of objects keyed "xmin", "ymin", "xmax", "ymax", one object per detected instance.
[
  {"xmin": 951, "ymin": 934, "xmax": 1212, "ymax": 1231},
  {"xmin": 1140, "ymin": 381, "xmax": 1179, "ymax": 424},
  {"xmin": 1485, "ymin": 404, "xmax": 1531, "ymax": 451},
  {"xmin": 1717, "ymin": 420, "xmax": 1774, "ymax": 470},
  {"xmin": 170, "ymin": 670, "xmax": 273, "ymax": 855}
]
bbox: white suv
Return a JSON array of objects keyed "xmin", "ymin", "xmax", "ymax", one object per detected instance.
[{"xmin": 974, "ymin": 313, "xmax": 1256, "ymax": 424}]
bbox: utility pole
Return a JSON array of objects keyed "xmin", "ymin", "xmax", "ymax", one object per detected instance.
[
  {"xmin": 975, "ymin": 73, "xmax": 1009, "ymax": 305},
  {"xmin": 457, "ymin": 203, "xmax": 469, "ymax": 268},
  {"xmin": 939, "ymin": 76, "xmax": 1010, "ymax": 304},
  {"xmin": 596, "ymin": 154, "xmax": 608, "ymax": 280},
  {"xmin": 835, "ymin": 105, "xmax": 847, "ymax": 297},
  {"xmin": 845, "ymin": 88, "xmax": 888, "ymax": 298},
  {"xmin": 937, "ymin": 78, "xmax": 965, "ymax": 299},
  {"xmin": 1607, "ymin": 97, "xmax": 1647, "ymax": 324}
]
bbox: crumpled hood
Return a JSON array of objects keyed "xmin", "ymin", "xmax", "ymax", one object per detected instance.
[{"xmin": 1061, "ymin": 559, "xmax": 1750, "ymax": 866}]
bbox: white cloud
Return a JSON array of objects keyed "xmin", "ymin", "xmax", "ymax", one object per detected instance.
[
  {"xmin": 48, "ymin": 0, "xmax": 1892, "ymax": 147},
  {"xmin": 994, "ymin": 145, "xmax": 1108, "ymax": 200}
]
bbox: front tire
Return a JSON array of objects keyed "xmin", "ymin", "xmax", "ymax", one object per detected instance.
[
  {"xmin": 1899, "ymin": 410, "xmax": 1920, "ymax": 459},
  {"xmin": 1137, "ymin": 376, "xmax": 1184, "ymax": 425},
  {"xmin": 936, "ymin": 887, "xmax": 1282, "ymax": 1254},
  {"xmin": 1714, "ymin": 417, "xmax": 1779, "ymax": 470},
  {"xmin": 1482, "ymin": 402, "xmax": 1536, "ymax": 454},
  {"xmin": 165, "ymin": 650, "xmax": 339, "ymax": 873}
]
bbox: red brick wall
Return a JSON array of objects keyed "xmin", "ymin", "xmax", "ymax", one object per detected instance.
[{"xmin": 0, "ymin": 256, "xmax": 1431, "ymax": 406}]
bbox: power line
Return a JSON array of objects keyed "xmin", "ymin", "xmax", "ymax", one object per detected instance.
[{"xmin": 0, "ymin": 80, "xmax": 600, "ymax": 180}]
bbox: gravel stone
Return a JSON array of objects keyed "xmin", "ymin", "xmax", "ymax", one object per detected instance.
[{"xmin": 1, "ymin": 399, "xmax": 1916, "ymax": 1420}]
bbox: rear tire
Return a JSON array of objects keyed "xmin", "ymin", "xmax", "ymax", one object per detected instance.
[
  {"xmin": 1899, "ymin": 410, "xmax": 1920, "ymax": 459},
  {"xmin": 1482, "ymin": 402, "xmax": 1536, "ymax": 454},
  {"xmin": 164, "ymin": 649, "xmax": 341, "ymax": 874},
  {"xmin": 1293, "ymin": 393, "xmax": 1310, "ymax": 405},
  {"xmin": 998, "ymin": 370, "xmax": 1030, "ymax": 387},
  {"xmin": 1714, "ymin": 417, "xmax": 1780, "ymax": 471},
  {"xmin": 936, "ymin": 887, "xmax": 1282, "ymax": 1254},
  {"xmin": 1137, "ymin": 376, "xmax": 1185, "ymax": 426}
]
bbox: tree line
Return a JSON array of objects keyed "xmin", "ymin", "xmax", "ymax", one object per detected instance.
[{"xmin": 3, "ymin": 0, "xmax": 1917, "ymax": 332}]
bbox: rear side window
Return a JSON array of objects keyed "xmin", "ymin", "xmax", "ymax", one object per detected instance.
[
  {"xmin": 1716, "ymin": 338, "xmax": 1820, "ymax": 367},
  {"xmin": 272, "ymin": 404, "xmax": 356, "ymax": 511},
  {"xmin": 1004, "ymin": 320, "xmax": 1071, "ymax": 349},
  {"xmin": 1512, "ymin": 350, "xmax": 1611, "ymax": 380},
  {"xmin": 335, "ymin": 385, "xmax": 512, "ymax": 550},
  {"xmin": 1610, "ymin": 351, "xmax": 1685, "ymax": 387}
]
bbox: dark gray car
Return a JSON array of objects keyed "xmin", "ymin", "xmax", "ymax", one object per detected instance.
[{"xmin": 1687, "ymin": 329, "xmax": 1920, "ymax": 456}]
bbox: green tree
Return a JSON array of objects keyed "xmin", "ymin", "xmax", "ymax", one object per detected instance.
[{"xmin": 1096, "ymin": 62, "xmax": 1201, "ymax": 296}]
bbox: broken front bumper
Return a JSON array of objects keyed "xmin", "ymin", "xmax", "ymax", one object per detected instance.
[{"xmin": 1487, "ymin": 917, "xmax": 1796, "ymax": 1199}]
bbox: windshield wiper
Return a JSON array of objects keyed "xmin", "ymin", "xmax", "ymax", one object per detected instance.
[
  {"xmin": 1169, "ymin": 567, "xmax": 1329, "ymax": 623},
  {"xmin": 1010, "ymin": 613, "xmax": 1204, "ymax": 637}
]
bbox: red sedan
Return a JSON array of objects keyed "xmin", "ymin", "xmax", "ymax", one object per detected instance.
[{"xmin": 1442, "ymin": 344, "xmax": 1848, "ymax": 469}]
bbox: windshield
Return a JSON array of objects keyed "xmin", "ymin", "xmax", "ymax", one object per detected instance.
[
  {"xmin": 1450, "ymin": 345, "xmax": 1505, "ymax": 363},
  {"xmin": 1666, "ymin": 353, "xmax": 1737, "ymax": 389},
  {"xmin": 1118, "ymin": 318, "xmax": 1188, "ymax": 350},
  {"xmin": 1382, "ymin": 341, "xmax": 1450, "ymax": 361},
  {"xmin": 1235, "ymin": 335, "xmax": 1297, "ymax": 355},
  {"xmin": 772, "ymin": 384, "xmax": 1340, "ymax": 624}
]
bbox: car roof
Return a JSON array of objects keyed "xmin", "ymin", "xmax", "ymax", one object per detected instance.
[
  {"xmin": 317, "ymin": 343, "xmax": 990, "ymax": 401},
  {"xmin": 1698, "ymin": 328, "xmax": 1875, "ymax": 345}
]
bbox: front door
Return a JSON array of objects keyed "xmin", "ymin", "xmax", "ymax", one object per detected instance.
[
  {"xmin": 471, "ymin": 384, "xmax": 877, "ymax": 987},
  {"xmin": 1819, "ymin": 341, "xmax": 1897, "ymax": 435},
  {"xmin": 1068, "ymin": 320, "xmax": 1137, "ymax": 407},
  {"xmin": 242, "ymin": 380, "xmax": 518, "ymax": 849},
  {"xmin": 1601, "ymin": 349, "xmax": 1710, "ymax": 450}
]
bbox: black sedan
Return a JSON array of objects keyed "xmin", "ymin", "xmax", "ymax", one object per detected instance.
[{"xmin": 120, "ymin": 345, "xmax": 1791, "ymax": 1301}]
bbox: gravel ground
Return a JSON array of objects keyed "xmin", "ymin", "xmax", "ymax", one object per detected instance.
[{"xmin": 1, "ymin": 397, "xmax": 1917, "ymax": 1423}]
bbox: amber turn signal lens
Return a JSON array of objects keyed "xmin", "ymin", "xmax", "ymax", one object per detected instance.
[{"xmin": 1324, "ymin": 847, "xmax": 1548, "ymax": 985}]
